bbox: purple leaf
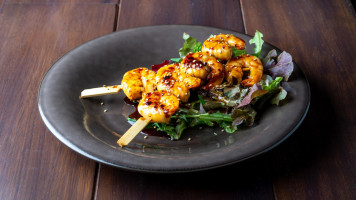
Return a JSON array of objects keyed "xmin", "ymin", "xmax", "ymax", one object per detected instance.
[
  {"xmin": 265, "ymin": 51, "xmax": 294, "ymax": 81},
  {"xmin": 237, "ymin": 84, "xmax": 268, "ymax": 108},
  {"xmin": 263, "ymin": 49, "xmax": 277, "ymax": 69}
]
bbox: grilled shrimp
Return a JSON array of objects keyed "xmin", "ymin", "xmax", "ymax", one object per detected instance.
[
  {"xmin": 121, "ymin": 67, "xmax": 156, "ymax": 100},
  {"xmin": 225, "ymin": 56, "xmax": 244, "ymax": 85},
  {"xmin": 180, "ymin": 52, "xmax": 224, "ymax": 90},
  {"xmin": 156, "ymin": 64, "xmax": 201, "ymax": 102},
  {"xmin": 138, "ymin": 91, "xmax": 179, "ymax": 123},
  {"xmin": 226, "ymin": 54, "xmax": 263, "ymax": 87},
  {"xmin": 202, "ymin": 34, "xmax": 245, "ymax": 61}
]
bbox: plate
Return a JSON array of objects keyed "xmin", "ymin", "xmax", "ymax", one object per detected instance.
[{"xmin": 38, "ymin": 25, "xmax": 310, "ymax": 172}]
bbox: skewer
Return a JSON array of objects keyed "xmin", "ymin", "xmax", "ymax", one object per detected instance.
[
  {"xmin": 80, "ymin": 85, "xmax": 122, "ymax": 98},
  {"xmin": 117, "ymin": 117, "xmax": 151, "ymax": 147},
  {"xmin": 80, "ymin": 84, "xmax": 151, "ymax": 147},
  {"xmin": 242, "ymin": 67, "xmax": 250, "ymax": 71}
]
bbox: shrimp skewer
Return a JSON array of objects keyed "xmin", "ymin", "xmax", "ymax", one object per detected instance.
[
  {"xmin": 80, "ymin": 66, "xmax": 184, "ymax": 146},
  {"xmin": 225, "ymin": 54, "xmax": 263, "ymax": 87},
  {"xmin": 156, "ymin": 64, "xmax": 201, "ymax": 102},
  {"xmin": 117, "ymin": 91, "xmax": 180, "ymax": 147},
  {"xmin": 138, "ymin": 91, "xmax": 180, "ymax": 123},
  {"xmin": 80, "ymin": 85, "xmax": 122, "ymax": 98},
  {"xmin": 80, "ymin": 67, "xmax": 156, "ymax": 99},
  {"xmin": 117, "ymin": 117, "xmax": 151, "ymax": 147},
  {"xmin": 202, "ymin": 34, "xmax": 245, "ymax": 61},
  {"xmin": 180, "ymin": 52, "xmax": 224, "ymax": 90},
  {"xmin": 121, "ymin": 67, "xmax": 156, "ymax": 100}
]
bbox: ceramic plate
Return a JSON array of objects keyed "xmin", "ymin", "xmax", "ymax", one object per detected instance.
[{"xmin": 38, "ymin": 25, "xmax": 310, "ymax": 172}]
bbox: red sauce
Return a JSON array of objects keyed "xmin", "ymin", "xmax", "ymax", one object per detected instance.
[{"xmin": 151, "ymin": 60, "xmax": 170, "ymax": 72}]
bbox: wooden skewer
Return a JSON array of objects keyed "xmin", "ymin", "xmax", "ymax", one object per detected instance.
[
  {"xmin": 80, "ymin": 85, "xmax": 122, "ymax": 98},
  {"xmin": 117, "ymin": 117, "xmax": 151, "ymax": 147},
  {"xmin": 242, "ymin": 67, "xmax": 250, "ymax": 71}
]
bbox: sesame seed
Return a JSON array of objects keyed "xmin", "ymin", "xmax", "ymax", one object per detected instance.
[
  {"xmin": 104, "ymin": 109, "xmax": 108, "ymax": 112},
  {"xmin": 100, "ymin": 102, "xmax": 104, "ymax": 106},
  {"xmin": 188, "ymin": 138, "xmax": 192, "ymax": 141},
  {"xmin": 144, "ymin": 136, "xmax": 148, "ymax": 139}
]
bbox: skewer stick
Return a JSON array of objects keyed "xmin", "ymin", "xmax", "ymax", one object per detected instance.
[
  {"xmin": 242, "ymin": 67, "xmax": 250, "ymax": 71},
  {"xmin": 80, "ymin": 85, "xmax": 122, "ymax": 98},
  {"xmin": 117, "ymin": 117, "xmax": 151, "ymax": 147}
]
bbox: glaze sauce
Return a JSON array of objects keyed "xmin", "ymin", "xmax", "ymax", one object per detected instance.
[{"xmin": 124, "ymin": 97, "xmax": 169, "ymax": 138}]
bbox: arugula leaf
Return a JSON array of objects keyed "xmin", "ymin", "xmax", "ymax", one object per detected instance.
[
  {"xmin": 153, "ymin": 123, "xmax": 178, "ymax": 140},
  {"xmin": 198, "ymin": 94, "xmax": 206, "ymax": 106},
  {"xmin": 178, "ymin": 33, "xmax": 202, "ymax": 58},
  {"xmin": 219, "ymin": 121, "xmax": 238, "ymax": 133},
  {"xmin": 249, "ymin": 30, "xmax": 264, "ymax": 57}
]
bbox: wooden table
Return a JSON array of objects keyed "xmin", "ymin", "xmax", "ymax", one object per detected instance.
[{"xmin": 1, "ymin": 0, "xmax": 355, "ymax": 199}]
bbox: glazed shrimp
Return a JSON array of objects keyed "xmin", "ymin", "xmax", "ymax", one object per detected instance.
[
  {"xmin": 138, "ymin": 91, "xmax": 180, "ymax": 123},
  {"xmin": 156, "ymin": 64, "xmax": 201, "ymax": 102},
  {"xmin": 226, "ymin": 54, "xmax": 263, "ymax": 87},
  {"xmin": 202, "ymin": 34, "xmax": 245, "ymax": 61},
  {"xmin": 180, "ymin": 52, "xmax": 224, "ymax": 90},
  {"xmin": 121, "ymin": 67, "xmax": 156, "ymax": 100}
]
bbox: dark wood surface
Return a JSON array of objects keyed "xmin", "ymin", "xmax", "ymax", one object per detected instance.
[{"xmin": 0, "ymin": 0, "xmax": 355, "ymax": 199}]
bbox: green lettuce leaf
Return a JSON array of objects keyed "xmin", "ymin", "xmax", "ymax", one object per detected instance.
[
  {"xmin": 176, "ymin": 33, "xmax": 202, "ymax": 60},
  {"xmin": 249, "ymin": 30, "xmax": 264, "ymax": 57}
]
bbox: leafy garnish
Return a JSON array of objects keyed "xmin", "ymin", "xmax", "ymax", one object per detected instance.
[
  {"xmin": 249, "ymin": 30, "xmax": 264, "ymax": 57},
  {"xmin": 171, "ymin": 33, "xmax": 202, "ymax": 63},
  {"xmin": 263, "ymin": 50, "xmax": 294, "ymax": 81},
  {"xmin": 258, "ymin": 75, "xmax": 288, "ymax": 106},
  {"xmin": 232, "ymin": 48, "xmax": 247, "ymax": 57},
  {"xmin": 128, "ymin": 31, "xmax": 294, "ymax": 140},
  {"xmin": 237, "ymin": 84, "xmax": 268, "ymax": 108},
  {"xmin": 260, "ymin": 76, "xmax": 283, "ymax": 91},
  {"xmin": 231, "ymin": 106, "xmax": 257, "ymax": 127}
]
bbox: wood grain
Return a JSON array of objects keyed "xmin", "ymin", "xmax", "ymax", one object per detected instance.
[
  {"xmin": 6, "ymin": 0, "xmax": 117, "ymax": 3},
  {"xmin": 116, "ymin": 0, "xmax": 244, "ymax": 32},
  {"xmin": 241, "ymin": 0, "xmax": 356, "ymax": 199},
  {"xmin": 0, "ymin": 3, "xmax": 115, "ymax": 199}
]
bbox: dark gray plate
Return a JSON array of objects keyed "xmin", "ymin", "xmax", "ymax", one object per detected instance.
[{"xmin": 38, "ymin": 25, "xmax": 310, "ymax": 173}]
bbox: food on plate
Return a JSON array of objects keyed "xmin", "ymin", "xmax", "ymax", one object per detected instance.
[
  {"xmin": 180, "ymin": 52, "xmax": 224, "ymax": 90},
  {"xmin": 225, "ymin": 54, "xmax": 263, "ymax": 87},
  {"xmin": 81, "ymin": 31, "xmax": 294, "ymax": 146},
  {"xmin": 202, "ymin": 34, "xmax": 246, "ymax": 61},
  {"xmin": 156, "ymin": 64, "xmax": 201, "ymax": 102},
  {"xmin": 138, "ymin": 91, "xmax": 180, "ymax": 123},
  {"xmin": 121, "ymin": 67, "xmax": 156, "ymax": 100}
]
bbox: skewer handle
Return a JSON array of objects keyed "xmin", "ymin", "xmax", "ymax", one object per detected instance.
[
  {"xmin": 80, "ymin": 85, "xmax": 122, "ymax": 98},
  {"xmin": 117, "ymin": 117, "xmax": 151, "ymax": 147}
]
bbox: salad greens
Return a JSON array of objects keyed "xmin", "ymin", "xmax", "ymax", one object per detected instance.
[
  {"xmin": 131, "ymin": 31, "xmax": 293, "ymax": 140},
  {"xmin": 171, "ymin": 33, "xmax": 202, "ymax": 63},
  {"xmin": 249, "ymin": 30, "xmax": 264, "ymax": 57}
]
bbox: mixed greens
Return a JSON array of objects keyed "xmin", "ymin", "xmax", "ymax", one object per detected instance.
[{"xmin": 130, "ymin": 31, "xmax": 294, "ymax": 140}]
